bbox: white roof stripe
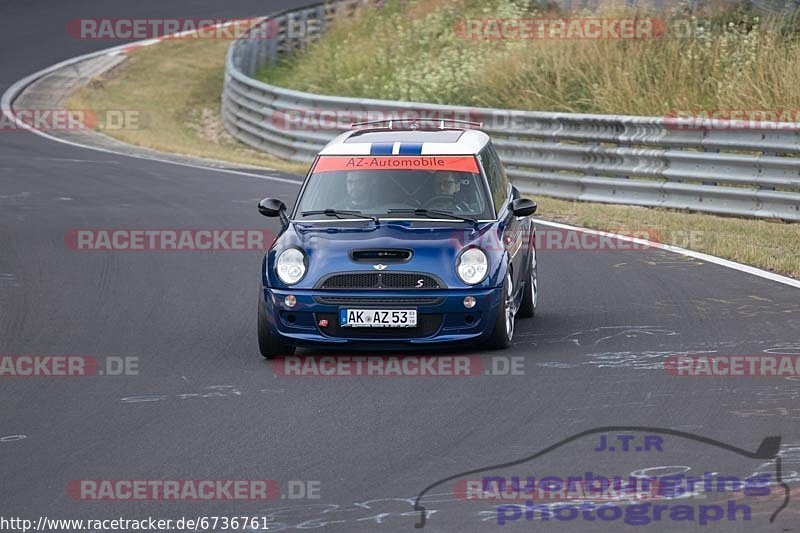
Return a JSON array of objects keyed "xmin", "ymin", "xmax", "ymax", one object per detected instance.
[
  {"xmin": 318, "ymin": 129, "xmax": 490, "ymax": 156},
  {"xmin": 318, "ymin": 143, "xmax": 372, "ymax": 155}
]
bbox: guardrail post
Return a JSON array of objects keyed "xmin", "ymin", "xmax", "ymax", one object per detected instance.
[
  {"xmin": 315, "ymin": 5, "xmax": 326, "ymax": 37},
  {"xmin": 266, "ymin": 18, "xmax": 278, "ymax": 66},
  {"xmin": 299, "ymin": 10, "xmax": 309, "ymax": 52},
  {"xmin": 702, "ymin": 147, "xmax": 719, "ymax": 186},
  {"xmin": 246, "ymin": 39, "xmax": 258, "ymax": 76}
]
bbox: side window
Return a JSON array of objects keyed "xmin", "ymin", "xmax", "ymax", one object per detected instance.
[{"xmin": 481, "ymin": 143, "xmax": 510, "ymax": 214}]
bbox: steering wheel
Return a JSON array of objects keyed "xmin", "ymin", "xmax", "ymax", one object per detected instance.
[
  {"xmin": 423, "ymin": 195, "xmax": 471, "ymax": 212},
  {"xmin": 424, "ymin": 195, "xmax": 458, "ymax": 209}
]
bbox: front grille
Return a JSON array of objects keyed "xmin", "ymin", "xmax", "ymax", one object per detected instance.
[
  {"xmin": 320, "ymin": 272, "xmax": 379, "ymax": 289},
  {"xmin": 381, "ymin": 273, "xmax": 440, "ymax": 289},
  {"xmin": 318, "ymin": 272, "xmax": 443, "ymax": 290},
  {"xmin": 316, "ymin": 313, "xmax": 442, "ymax": 338},
  {"xmin": 313, "ymin": 296, "xmax": 442, "ymax": 305}
]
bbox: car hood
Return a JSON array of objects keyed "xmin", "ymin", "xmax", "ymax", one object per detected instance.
[{"xmin": 266, "ymin": 220, "xmax": 505, "ymax": 289}]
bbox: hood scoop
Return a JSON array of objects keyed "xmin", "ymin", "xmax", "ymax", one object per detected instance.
[{"xmin": 350, "ymin": 249, "xmax": 412, "ymax": 263}]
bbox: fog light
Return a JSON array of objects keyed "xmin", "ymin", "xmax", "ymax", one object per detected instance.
[
  {"xmin": 284, "ymin": 295, "xmax": 297, "ymax": 308},
  {"xmin": 463, "ymin": 296, "xmax": 476, "ymax": 309}
]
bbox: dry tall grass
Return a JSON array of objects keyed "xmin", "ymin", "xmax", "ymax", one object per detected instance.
[{"xmin": 258, "ymin": 0, "xmax": 800, "ymax": 115}]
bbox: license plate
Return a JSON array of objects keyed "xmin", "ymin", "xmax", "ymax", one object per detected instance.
[{"xmin": 340, "ymin": 309, "xmax": 418, "ymax": 328}]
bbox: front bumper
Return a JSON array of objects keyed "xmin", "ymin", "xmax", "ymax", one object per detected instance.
[{"xmin": 261, "ymin": 286, "xmax": 504, "ymax": 348}]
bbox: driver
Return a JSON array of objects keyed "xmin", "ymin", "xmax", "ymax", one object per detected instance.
[
  {"xmin": 428, "ymin": 170, "xmax": 470, "ymax": 211},
  {"xmin": 433, "ymin": 170, "xmax": 462, "ymax": 197},
  {"xmin": 341, "ymin": 171, "xmax": 372, "ymax": 210}
]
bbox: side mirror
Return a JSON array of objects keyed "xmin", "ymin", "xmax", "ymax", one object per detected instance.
[
  {"xmin": 258, "ymin": 198, "xmax": 286, "ymax": 217},
  {"xmin": 511, "ymin": 198, "xmax": 537, "ymax": 217},
  {"xmin": 258, "ymin": 198, "xmax": 288, "ymax": 225}
]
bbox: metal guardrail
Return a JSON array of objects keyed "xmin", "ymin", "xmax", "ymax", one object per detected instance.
[{"xmin": 221, "ymin": 1, "xmax": 800, "ymax": 220}]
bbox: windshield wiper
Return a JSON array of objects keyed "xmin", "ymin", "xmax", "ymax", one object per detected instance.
[
  {"xmin": 387, "ymin": 208, "xmax": 478, "ymax": 227},
  {"xmin": 301, "ymin": 209, "xmax": 379, "ymax": 224}
]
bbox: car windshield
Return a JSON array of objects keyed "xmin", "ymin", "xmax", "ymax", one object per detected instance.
[{"xmin": 294, "ymin": 155, "xmax": 493, "ymax": 220}]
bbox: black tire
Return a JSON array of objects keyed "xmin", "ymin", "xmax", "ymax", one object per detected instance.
[
  {"xmin": 258, "ymin": 294, "xmax": 295, "ymax": 359},
  {"xmin": 485, "ymin": 273, "xmax": 515, "ymax": 350},
  {"xmin": 517, "ymin": 248, "xmax": 537, "ymax": 319}
]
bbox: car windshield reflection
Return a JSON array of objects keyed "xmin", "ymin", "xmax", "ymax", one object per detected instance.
[{"xmin": 295, "ymin": 169, "xmax": 491, "ymax": 219}]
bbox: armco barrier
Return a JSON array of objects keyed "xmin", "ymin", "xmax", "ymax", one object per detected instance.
[{"xmin": 221, "ymin": 1, "xmax": 800, "ymax": 220}]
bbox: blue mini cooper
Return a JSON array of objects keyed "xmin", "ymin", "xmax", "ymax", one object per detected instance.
[{"xmin": 257, "ymin": 121, "xmax": 538, "ymax": 357}]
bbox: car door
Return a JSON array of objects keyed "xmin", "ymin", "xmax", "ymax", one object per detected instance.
[{"xmin": 480, "ymin": 143, "xmax": 527, "ymax": 300}]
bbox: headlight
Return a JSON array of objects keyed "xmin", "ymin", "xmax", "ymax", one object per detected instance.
[
  {"xmin": 456, "ymin": 247, "xmax": 488, "ymax": 285},
  {"xmin": 276, "ymin": 248, "xmax": 306, "ymax": 285}
]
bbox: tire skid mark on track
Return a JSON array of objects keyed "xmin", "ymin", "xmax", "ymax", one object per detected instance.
[
  {"xmin": 0, "ymin": 273, "xmax": 20, "ymax": 288},
  {"xmin": 249, "ymin": 496, "xmax": 449, "ymax": 530},
  {"xmin": 765, "ymin": 344, "xmax": 800, "ymax": 355},
  {"xmin": 563, "ymin": 402, "xmax": 660, "ymax": 411},
  {"xmin": 120, "ymin": 384, "xmax": 243, "ymax": 403},
  {"xmin": 0, "ymin": 192, "xmax": 31, "ymax": 202},
  {"xmin": 514, "ymin": 325, "xmax": 678, "ymax": 345},
  {"xmin": 731, "ymin": 407, "xmax": 800, "ymax": 419},
  {"xmin": 537, "ymin": 348, "xmax": 800, "ymax": 373},
  {"xmin": 559, "ymin": 350, "xmax": 700, "ymax": 370},
  {"xmin": 0, "ymin": 434, "xmax": 27, "ymax": 443}
]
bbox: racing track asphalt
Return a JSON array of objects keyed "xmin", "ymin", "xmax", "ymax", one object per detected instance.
[{"xmin": 1, "ymin": 1, "xmax": 800, "ymax": 531}]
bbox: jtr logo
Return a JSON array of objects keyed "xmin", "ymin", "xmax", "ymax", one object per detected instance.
[{"xmin": 594, "ymin": 434, "xmax": 664, "ymax": 452}]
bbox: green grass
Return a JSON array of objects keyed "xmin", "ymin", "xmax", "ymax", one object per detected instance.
[
  {"xmin": 257, "ymin": 0, "xmax": 800, "ymax": 116},
  {"xmin": 536, "ymin": 196, "xmax": 800, "ymax": 278},
  {"xmin": 68, "ymin": 37, "xmax": 308, "ymax": 175}
]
